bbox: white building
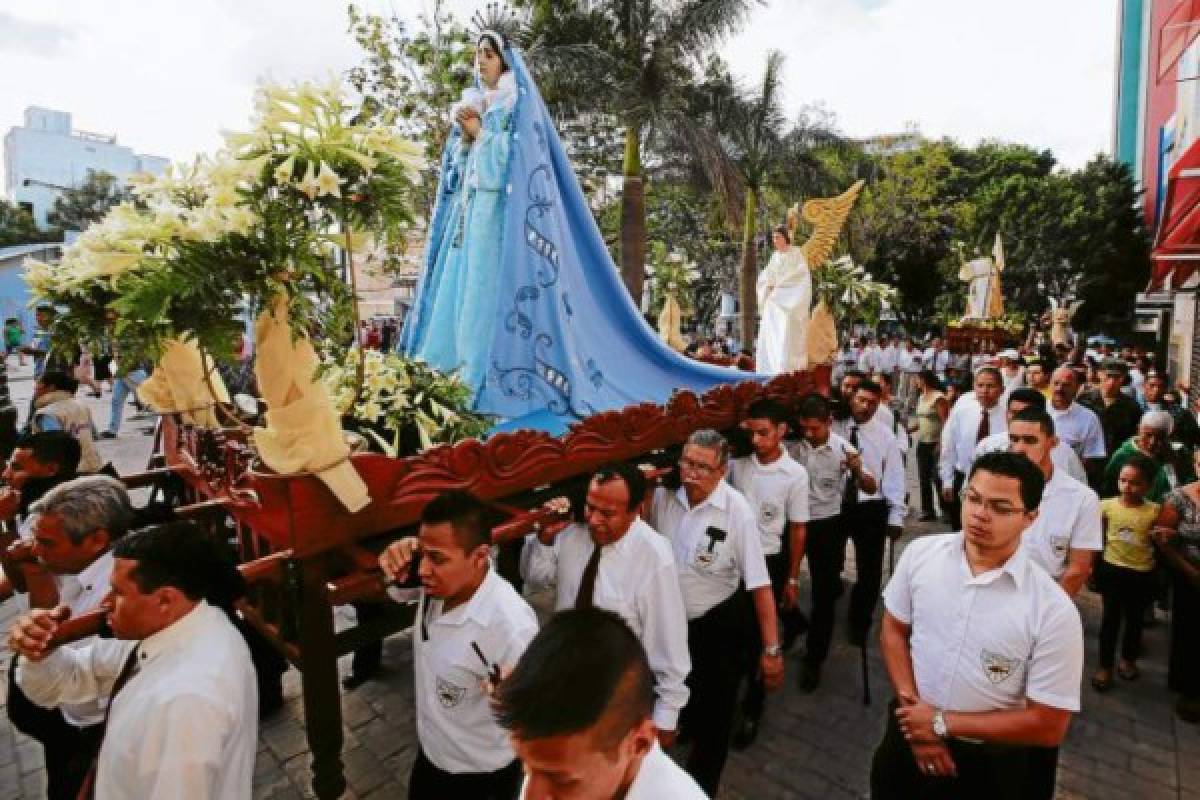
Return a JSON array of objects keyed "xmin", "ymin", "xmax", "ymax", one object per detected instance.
[{"xmin": 4, "ymin": 107, "xmax": 168, "ymax": 227}]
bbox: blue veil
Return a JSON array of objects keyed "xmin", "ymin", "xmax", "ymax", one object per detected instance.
[{"xmin": 403, "ymin": 45, "xmax": 759, "ymax": 434}]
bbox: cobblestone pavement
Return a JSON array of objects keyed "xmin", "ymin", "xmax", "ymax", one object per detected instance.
[{"xmin": 0, "ymin": 362, "xmax": 1196, "ymax": 798}]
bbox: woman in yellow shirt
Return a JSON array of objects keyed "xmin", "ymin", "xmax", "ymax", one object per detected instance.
[{"xmin": 1094, "ymin": 453, "xmax": 1160, "ymax": 691}]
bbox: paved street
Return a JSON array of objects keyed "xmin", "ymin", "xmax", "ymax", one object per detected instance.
[{"xmin": 0, "ymin": 362, "xmax": 1196, "ymax": 798}]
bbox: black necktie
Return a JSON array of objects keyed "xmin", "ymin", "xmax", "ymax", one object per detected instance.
[
  {"xmin": 78, "ymin": 645, "xmax": 140, "ymax": 800},
  {"xmin": 842, "ymin": 424, "xmax": 860, "ymax": 510},
  {"xmin": 976, "ymin": 409, "xmax": 990, "ymax": 443},
  {"xmin": 575, "ymin": 543, "xmax": 602, "ymax": 609}
]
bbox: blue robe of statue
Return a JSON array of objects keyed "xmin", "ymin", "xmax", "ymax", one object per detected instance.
[{"xmin": 400, "ymin": 44, "xmax": 757, "ymax": 434}]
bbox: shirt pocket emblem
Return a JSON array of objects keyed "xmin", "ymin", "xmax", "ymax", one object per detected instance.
[
  {"xmin": 436, "ymin": 676, "xmax": 467, "ymax": 709},
  {"xmin": 758, "ymin": 502, "xmax": 781, "ymax": 528},
  {"xmin": 1051, "ymin": 536, "xmax": 1069, "ymax": 559},
  {"xmin": 980, "ymin": 649, "xmax": 1020, "ymax": 685}
]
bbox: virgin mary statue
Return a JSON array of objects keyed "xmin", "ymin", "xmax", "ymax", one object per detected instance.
[
  {"xmin": 754, "ymin": 226, "xmax": 811, "ymax": 374},
  {"xmin": 400, "ymin": 28, "xmax": 751, "ymax": 432}
]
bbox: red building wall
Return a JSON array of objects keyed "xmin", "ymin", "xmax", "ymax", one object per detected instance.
[{"xmin": 1141, "ymin": 0, "xmax": 1185, "ymax": 231}]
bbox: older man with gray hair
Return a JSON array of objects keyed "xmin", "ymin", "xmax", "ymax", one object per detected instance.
[
  {"xmin": 645, "ymin": 428, "xmax": 782, "ymax": 795},
  {"xmin": 1102, "ymin": 410, "xmax": 1186, "ymax": 501},
  {"xmin": 8, "ymin": 475, "xmax": 133, "ymax": 800}
]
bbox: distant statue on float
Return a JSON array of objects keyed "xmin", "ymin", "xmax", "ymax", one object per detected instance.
[
  {"xmin": 755, "ymin": 180, "xmax": 865, "ymax": 375},
  {"xmin": 958, "ymin": 234, "xmax": 1006, "ymax": 320}
]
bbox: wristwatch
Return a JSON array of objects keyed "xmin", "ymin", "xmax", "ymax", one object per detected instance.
[
  {"xmin": 932, "ymin": 709, "xmax": 948, "ymax": 739},
  {"xmin": 763, "ymin": 644, "xmax": 783, "ymax": 658}
]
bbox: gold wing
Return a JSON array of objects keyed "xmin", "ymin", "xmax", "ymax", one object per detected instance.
[{"xmin": 790, "ymin": 180, "xmax": 865, "ymax": 270}]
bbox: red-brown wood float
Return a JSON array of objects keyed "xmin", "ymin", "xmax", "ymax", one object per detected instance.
[{"xmin": 150, "ymin": 365, "xmax": 829, "ymax": 799}]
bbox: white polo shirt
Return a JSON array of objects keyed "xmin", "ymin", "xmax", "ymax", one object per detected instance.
[
  {"xmin": 1049, "ymin": 402, "xmax": 1106, "ymax": 460},
  {"xmin": 647, "ymin": 482, "xmax": 771, "ymax": 620},
  {"xmin": 520, "ymin": 519, "xmax": 691, "ymax": 730},
  {"xmin": 973, "ymin": 432, "xmax": 1088, "ymax": 485},
  {"xmin": 1020, "ymin": 467, "xmax": 1103, "ymax": 580},
  {"xmin": 727, "ymin": 452, "xmax": 810, "ymax": 556},
  {"xmin": 884, "ymin": 533, "xmax": 1083, "ymax": 713},
  {"xmin": 411, "ymin": 568, "xmax": 538, "ymax": 774},
  {"xmin": 790, "ymin": 432, "xmax": 860, "ymax": 521}
]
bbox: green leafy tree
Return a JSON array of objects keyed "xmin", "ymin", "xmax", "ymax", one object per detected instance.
[
  {"xmin": 523, "ymin": 0, "xmax": 759, "ymax": 306},
  {"xmin": 0, "ymin": 200, "xmax": 50, "ymax": 246},
  {"xmin": 347, "ymin": 2, "xmax": 473, "ymax": 222},
  {"xmin": 45, "ymin": 170, "xmax": 129, "ymax": 233}
]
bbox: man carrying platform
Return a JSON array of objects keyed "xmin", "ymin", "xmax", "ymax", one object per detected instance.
[{"xmin": 380, "ymin": 490, "xmax": 538, "ymax": 799}]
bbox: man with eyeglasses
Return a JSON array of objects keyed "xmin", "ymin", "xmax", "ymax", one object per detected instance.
[
  {"xmin": 871, "ymin": 451, "xmax": 1084, "ymax": 799},
  {"xmin": 520, "ymin": 462, "xmax": 691, "ymax": 753},
  {"xmin": 645, "ymin": 429, "xmax": 782, "ymax": 796},
  {"xmin": 1004, "ymin": 406, "xmax": 1100, "ymax": 800}
]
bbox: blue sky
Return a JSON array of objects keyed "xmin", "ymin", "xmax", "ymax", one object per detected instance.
[{"xmin": 0, "ymin": 0, "xmax": 1117, "ymax": 192}]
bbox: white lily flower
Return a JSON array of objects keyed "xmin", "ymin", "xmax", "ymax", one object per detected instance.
[
  {"xmin": 315, "ymin": 161, "xmax": 342, "ymax": 198},
  {"xmin": 274, "ymin": 154, "xmax": 297, "ymax": 185},
  {"xmin": 295, "ymin": 161, "xmax": 320, "ymax": 200}
]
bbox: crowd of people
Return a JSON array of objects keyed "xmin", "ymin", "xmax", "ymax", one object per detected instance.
[{"xmin": 0, "ymin": 326, "xmax": 1196, "ymax": 799}]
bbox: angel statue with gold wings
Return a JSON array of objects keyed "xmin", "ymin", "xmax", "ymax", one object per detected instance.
[{"xmin": 755, "ymin": 180, "xmax": 864, "ymax": 374}]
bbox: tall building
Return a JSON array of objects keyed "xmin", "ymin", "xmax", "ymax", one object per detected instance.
[
  {"xmin": 3, "ymin": 107, "xmax": 168, "ymax": 228},
  {"xmin": 1118, "ymin": 0, "xmax": 1200, "ymax": 404}
]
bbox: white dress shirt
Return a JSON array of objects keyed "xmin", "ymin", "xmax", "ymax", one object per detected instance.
[
  {"xmin": 973, "ymin": 432, "xmax": 1088, "ymax": 485},
  {"xmin": 833, "ymin": 417, "xmax": 907, "ymax": 526},
  {"xmin": 938, "ymin": 394, "xmax": 1008, "ymax": 486},
  {"xmin": 900, "ymin": 348, "xmax": 923, "ymax": 373},
  {"xmin": 922, "ymin": 348, "xmax": 951, "ymax": 375},
  {"xmin": 1049, "ymin": 402, "xmax": 1106, "ymax": 460},
  {"xmin": 520, "ymin": 742, "xmax": 705, "ymax": 800},
  {"xmin": 521, "ymin": 519, "xmax": 691, "ymax": 730},
  {"xmin": 879, "ymin": 345, "xmax": 899, "ymax": 374},
  {"xmin": 884, "ymin": 533, "xmax": 1083, "ymax": 713},
  {"xmin": 646, "ymin": 482, "xmax": 771, "ymax": 620},
  {"xmin": 727, "ymin": 452, "xmax": 810, "ymax": 556},
  {"xmin": 409, "ymin": 568, "xmax": 537, "ymax": 774},
  {"xmin": 790, "ymin": 432, "xmax": 861, "ymax": 521},
  {"xmin": 858, "ymin": 345, "xmax": 883, "ymax": 373},
  {"xmin": 18, "ymin": 600, "xmax": 258, "ymax": 800},
  {"xmin": 1020, "ymin": 467, "xmax": 1103, "ymax": 579}
]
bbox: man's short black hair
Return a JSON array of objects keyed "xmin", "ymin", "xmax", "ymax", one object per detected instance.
[
  {"xmin": 19, "ymin": 431, "xmax": 81, "ymax": 475},
  {"xmin": 113, "ymin": 521, "xmax": 245, "ymax": 607},
  {"xmin": 841, "ymin": 369, "xmax": 865, "ymax": 383},
  {"xmin": 855, "ymin": 378, "xmax": 882, "ymax": 397},
  {"xmin": 745, "ymin": 398, "xmax": 789, "ymax": 426},
  {"xmin": 420, "ymin": 490, "xmax": 491, "ymax": 551},
  {"xmin": 974, "ymin": 366, "xmax": 1003, "ymax": 384},
  {"xmin": 37, "ymin": 370, "xmax": 77, "ymax": 394},
  {"xmin": 796, "ymin": 393, "xmax": 832, "ymax": 421},
  {"xmin": 968, "ymin": 451, "xmax": 1046, "ymax": 512},
  {"xmin": 493, "ymin": 608, "xmax": 655, "ymax": 749},
  {"xmin": 1010, "ymin": 406, "xmax": 1055, "ymax": 438},
  {"xmin": 592, "ymin": 462, "xmax": 646, "ymax": 512},
  {"xmin": 1006, "ymin": 388, "xmax": 1047, "ymax": 411}
]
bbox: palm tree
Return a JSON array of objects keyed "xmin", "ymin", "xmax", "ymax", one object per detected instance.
[
  {"xmin": 527, "ymin": 0, "xmax": 760, "ymax": 306},
  {"xmin": 692, "ymin": 51, "xmax": 849, "ymax": 347}
]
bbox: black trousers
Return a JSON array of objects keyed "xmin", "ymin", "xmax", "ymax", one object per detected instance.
[
  {"xmin": 1023, "ymin": 745, "xmax": 1059, "ymax": 800},
  {"xmin": 742, "ymin": 550, "xmax": 808, "ymax": 723},
  {"xmin": 1097, "ymin": 559, "xmax": 1155, "ymax": 668},
  {"xmin": 915, "ymin": 441, "xmax": 941, "ymax": 515},
  {"xmin": 1169, "ymin": 569, "xmax": 1200, "ymax": 697},
  {"xmin": 944, "ymin": 470, "xmax": 966, "ymax": 530},
  {"xmin": 805, "ymin": 502, "xmax": 888, "ymax": 667},
  {"xmin": 407, "ymin": 748, "xmax": 522, "ymax": 800},
  {"xmin": 871, "ymin": 700, "xmax": 1028, "ymax": 800},
  {"xmin": 7, "ymin": 663, "xmax": 102, "ymax": 800},
  {"xmin": 680, "ymin": 589, "xmax": 754, "ymax": 796}
]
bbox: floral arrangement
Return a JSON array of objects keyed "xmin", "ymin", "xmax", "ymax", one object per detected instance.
[
  {"xmin": 945, "ymin": 310, "xmax": 1026, "ymax": 335},
  {"xmin": 25, "ymin": 80, "xmax": 424, "ymax": 371},
  {"xmin": 645, "ymin": 242, "xmax": 700, "ymax": 318},
  {"xmin": 322, "ymin": 349, "xmax": 491, "ymax": 456},
  {"xmin": 812, "ymin": 255, "xmax": 898, "ymax": 327}
]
